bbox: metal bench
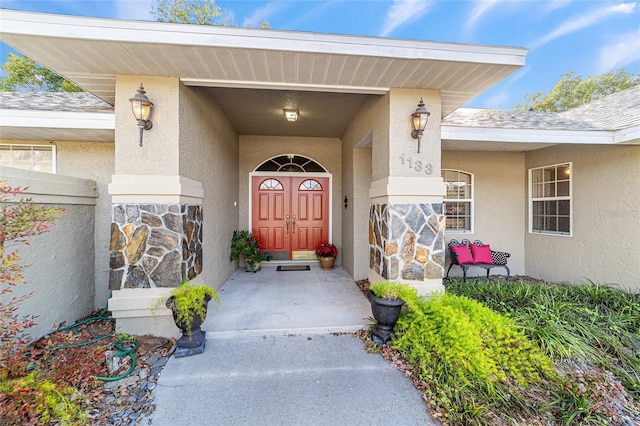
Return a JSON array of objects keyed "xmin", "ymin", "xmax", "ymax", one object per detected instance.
[{"xmin": 446, "ymin": 239, "xmax": 510, "ymax": 282}]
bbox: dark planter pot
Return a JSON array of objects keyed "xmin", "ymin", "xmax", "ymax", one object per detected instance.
[
  {"xmin": 166, "ymin": 294, "xmax": 211, "ymax": 349},
  {"xmin": 369, "ymin": 291, "xmax": 405, "ymax": 344}
]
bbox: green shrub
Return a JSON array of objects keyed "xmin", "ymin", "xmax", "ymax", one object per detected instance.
[
  {"xmin": 392, "ymin": 292, "xmax": 555, "ymax": 424},
  {"xmin": 369, "ymin": 280, "xmax": 417, "ymax": 302},
  {"xmin": 0, "ymin": 372, "xmax": 86, "ymax": 425}
]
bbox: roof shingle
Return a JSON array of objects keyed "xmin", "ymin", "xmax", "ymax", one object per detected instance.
[{"xmin": 0, "ymin": 92, "xmax": 112, "ymax": 112}]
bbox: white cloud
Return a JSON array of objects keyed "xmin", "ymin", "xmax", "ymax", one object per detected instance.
[
  {"xmin": 243, "ymin": 2, "xmax": 285, "ymax": 28},
  {"xmin": 530, "ymin": 2, "xmax": 637, "ymax": 49},
  {"xmin": 543, "ymin": 0, "xmax": 572, "ymax": 13},
  {"xmin": 596, "ymin": 29, "xmax": 640, "ymax": 72},
  {"xmin": 466, "ymin": 0, "xmax": 503, "ymax": 31},
  {"xmin": 608, "ymin": 2, "xmax": 638, "ymax": 13},
  {"xmin": 380, "ymin": 0, "xmax": 431, "ymax": 37}
]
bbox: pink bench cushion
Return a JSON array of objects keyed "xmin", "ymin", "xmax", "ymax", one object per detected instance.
[
  {"xmin": 451, "ymin": 245, "xmax": 474, "ymax": 265},
  {"xmin": 471, "ymin": 244, "xmax": 494, "ymax": 264}
]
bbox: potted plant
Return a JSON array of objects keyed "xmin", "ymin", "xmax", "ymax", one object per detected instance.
[
  {"xmin": 230, "ymin": 230, "xmax": 273, "ymax": 272},
  {"xmin": 368, "ymin": 281, "xmax": 417, "ymax": 344},
  {"xmin": 165, "ymin": 280, "xmax": 220, "ymax": 355},
  {"xmin": 316, "ymin": 242, "xmax": 338, "ymax": 269}
]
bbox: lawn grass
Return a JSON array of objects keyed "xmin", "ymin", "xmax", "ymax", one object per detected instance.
[{"xmin": 388, "ymin": 278, "xmax": 640, "ymax": 425}]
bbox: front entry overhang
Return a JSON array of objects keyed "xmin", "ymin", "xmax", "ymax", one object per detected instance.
[{"xmin": 0, "ymin": 9, "xmax": 527, "ymax": 117}]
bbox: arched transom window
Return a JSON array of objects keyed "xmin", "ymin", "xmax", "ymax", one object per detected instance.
[
  {"xmin": 259, "ymin": 178, "xmax": 284, "ymax": 190},
  {"xmin": 299, "ymin": 179, "xmax": 322, "ymax": 191},
  {"xmin": 255, "ymin": 155, "xmax": 327, "ymax": 173}
]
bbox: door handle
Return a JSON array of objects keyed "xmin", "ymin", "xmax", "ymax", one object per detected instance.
[
  {"xmin": 292, "ymin": 215, "xmax": 296, "ymax": 234},
  {"xmin": 286, "ymin": 215, "xmax": 290, "ymax": 234}
]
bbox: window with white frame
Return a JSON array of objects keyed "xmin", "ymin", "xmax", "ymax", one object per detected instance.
[
  {"xmin": 0, "ymin": 144, "xmax": 56, "ymax": 173},
  {"xmin": 442, "ymin": 169, "xmax": 473, "ymax": 233},
  {"xmin": 529, "ymin": 162, "xmax": 571, "ymax": 235}
]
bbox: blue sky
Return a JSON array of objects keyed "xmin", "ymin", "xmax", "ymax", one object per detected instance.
[{"xmin": 1, "ymin": 0, "xmax": 639, "ymax": 109}]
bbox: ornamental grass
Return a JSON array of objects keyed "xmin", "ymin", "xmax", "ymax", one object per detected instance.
[{"xmin": 436, "ymin": 278, "xmax": 640, "ymax": 425}]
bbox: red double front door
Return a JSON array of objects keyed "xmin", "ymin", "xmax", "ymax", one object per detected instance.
[{"xmin": 252, "ymin": 176, "xmax": 329, "ymax": 260}]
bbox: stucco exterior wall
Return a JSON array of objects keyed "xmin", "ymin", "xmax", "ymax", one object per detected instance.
[
  {"xmin": 442, "ymin": 151, "xmax": 526, "ymax": 277},
  {"xmin": 525, "ymin": 144, "xmax": 640, "ymax": 290},
  {"xmin": 56, "ymin": 141, "xmax": 114, "ymax": 308},
  {"xmin": 114, "ymin": 76, "xmax": 180, "ymax": 175},
  {"xmin": 341, "ymin": 95, "xmax": 387, "ymax": 279},
  {"xmin": 239, "ymin": 135, "xmax": 342, "ymax": 263},
  {"xmin": 178, "ymin": 85, "xmax": 239, "ymax": 289},
  {"xmin": 369, "ymin": 94, "xmax": 391, "ymax": 181},
  {"xmin": 1, "ymin": 167, "xmax": 97, "ymax": 342},
  {"xmin": 389, "ymin": 89, "xmax": 441, "ymax": 179},
  {"xmin": 1, "ymin": 140, "xmax": 115, "ymax": 309}
]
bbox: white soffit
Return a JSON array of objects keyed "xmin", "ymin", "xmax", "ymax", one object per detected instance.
[{"xmin": 0, "ymin": 10, "xmax": 527, "ymax": 115}]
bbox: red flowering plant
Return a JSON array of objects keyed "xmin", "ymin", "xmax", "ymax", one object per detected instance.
[{"xmin": 316, "ymin": 243, "xmax": 338, "ymax": 258}]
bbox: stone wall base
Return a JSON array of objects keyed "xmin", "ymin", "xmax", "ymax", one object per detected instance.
[
  {"xmin": 108, "ymin": 288, "xmax": 179, "ymax": 338},
  {"xmin": 368, "ymin": 269, "xmax": 443, "ymax": 296}
]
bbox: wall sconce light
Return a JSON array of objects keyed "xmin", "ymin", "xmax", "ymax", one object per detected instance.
[
  {"xmin": 129, "ymin": 84, "xmax": 154, "ymax": 147},
  {"xmin": 283, "ymin": 109, "xmax": 299, "ymax": 122},
  {"xmin": 344, "ymin": 195, "xmax": 349, "ymax": 209},
  {"xmin": 410, "ymin": 98, "xmax": 430, "ymax": 153}
]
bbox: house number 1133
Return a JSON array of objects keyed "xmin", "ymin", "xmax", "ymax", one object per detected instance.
[{"xmin": 399, "ymin": 153, "xmax": 433, "ymax": 175}]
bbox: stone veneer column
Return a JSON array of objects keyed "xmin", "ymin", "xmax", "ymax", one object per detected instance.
[
  {"xmin": 366, "ymin": 88, "xmax": 445, "ymax": 295},
  {"xmin": 107, "ymin": 175, "xmax": 204, "ymax": 337},
  {"xmin": 368, "ymin": 176, "xmax": 446, "ymax": 295},
  {"xmin": 369, "ymin": 203, "xmax": 445, "ymax": 283},
  {"xmin": 109, "ymin": 204, "xmax": 202, "ymax": 289}
]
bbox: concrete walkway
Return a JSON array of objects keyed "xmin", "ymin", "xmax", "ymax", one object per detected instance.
[
  {"xmin": 203, "ymin": 266, "xmax": 372, "ymax": 337},
  {"xmin": 150, "ymin": 266, "xmax": 437, "ymax": 425}
]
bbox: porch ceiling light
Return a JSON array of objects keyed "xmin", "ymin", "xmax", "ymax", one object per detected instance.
[
  {"xmin": 129, "ymin": 84, "xmax": 154, "ymax": 147},
  {"xmin": 411, "ymin": 98, "xmax": 430, "ymax": 154},
  {"xmin": 283, "ymin": 109, "xmax": 299, "ymax": 122}
]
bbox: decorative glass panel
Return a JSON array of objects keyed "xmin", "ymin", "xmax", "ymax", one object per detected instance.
[
  {"xmin": 259, "ymin": 178, "xmax": 283, "ymax": 190},
  {"xmin": 255, "ymin": 155, "xmax": 327, "ymax": 173},
  {"xmin": 299, "ymin": 179, "xmax": 322, "ymax": 191}
]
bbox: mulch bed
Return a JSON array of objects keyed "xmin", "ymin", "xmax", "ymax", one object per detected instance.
[{"xmin": 3, "ymin": 311, "xmax": 175, "ymax": 425}]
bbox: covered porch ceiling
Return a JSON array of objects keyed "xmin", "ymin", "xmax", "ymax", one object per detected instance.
[{"xmin": 0, "ymin": 9, "xmax": 527, "ymax": 137}]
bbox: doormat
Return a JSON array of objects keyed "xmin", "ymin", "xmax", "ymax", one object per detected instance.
[{"xmin": 277, "ymin": 265, "xmax": 311, "ymax": 272}]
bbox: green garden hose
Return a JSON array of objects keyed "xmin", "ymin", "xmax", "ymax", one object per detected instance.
[
  {"xmin": 27, "ymin": 303, "xmax": 139, "ymax": 381},
  {"xmin": 94, "ymin": 339, "xmax": 139, "ymax": 382}
]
